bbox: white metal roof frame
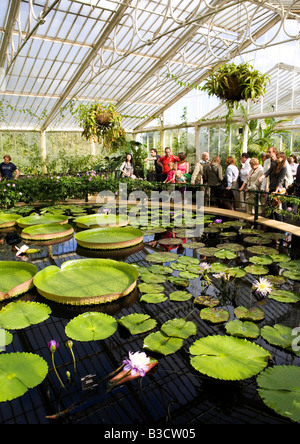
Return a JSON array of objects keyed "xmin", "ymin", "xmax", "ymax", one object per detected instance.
[{"xmin": 0, "ymin": 0, "xmax": 299, "ymax": 133}]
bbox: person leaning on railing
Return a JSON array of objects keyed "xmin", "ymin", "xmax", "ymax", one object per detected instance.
[{"xmin": 239, "ymin": 158, "xmax": 264, "ymax": 214}]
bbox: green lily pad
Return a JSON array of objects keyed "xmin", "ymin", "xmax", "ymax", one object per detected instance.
[
  {"xmin": 247, "ymin": 246, "xmax": 278, "ymax": 255},
  {"xmin": 257, "ymin": 365, "xmax": 300, "ymax": 423},
  {"xmin": 225, "ymin": 319, "xmax": 260, "ymax": 339},
  {"xmin": 145, "ymin": 252, "xmax": 179, "ymax": 263},
  {"xmin": 282, "ymin": 270, "xmax": 300, "ymax": 281},
  {"xmin": 260, "ymin": 324, "xmax": 294, "ymax": 349},
  {"xmin": 182, "ymin": 242, "xmax": 205, "ymax": 250},
  {"xmin": 177, "ymin": 256, "xmax": 200, "ymax": 266},
  {"xmin": 179, "ymin": 271, "xmax": 199, "ymax": 280},
  {"xmin": 161, "ymin": 318, "xmax": 197, "ymax": 339},
  {"xmin": 65, "ymin": 312, "xmax": 118, "ymax": 341},
  {"xmin": 268, "ymin": 290, "xmax": 300, "ymax": 303},
  {"xmin": 0, "ymin": 213, "xmax": 20, "ymax": 228},
  {"xmin": 75, "ymin": 213, "xmax": 129, "ymax": 228},
  {"xmin": 0, "ymin": 301, "xmax": 51, "ymax": 330},
  {"xmin": 166, "ymin": 276, "xmax": 189, "ymax": 287},
  {"xmin": 200, "ymin": 307, "xmax": 230, "ymax": 323},
  {"xmin": 0, "ymin": 261, "xmax": 38, "ymax": 301},
  {"xmin": 0, "ymin": 330, "xmax": 13, "ymax": 351},
  {"xmin": 244, "ymin": 236, "xmax": 272, "ymax": 245},
  {"xmin": 140, "ymin": 273, "xmax": 166, "ymax": 284},
  {"xmin": 34, "ymin": 259, "xmax": 138, "ymax": 305},
  {"xmin": 244, "ymin": 265, "xmax": 269, "ymax": 275},
  {"xmin": 249, "ymin": 255, "xmax": 273, "ymax": 265},
  {"xmin": 209, "ymin": 263, "xmax": 229, "ymax": 273},
  {"xmin": 143, "ymin": 331, "xmax": 184, "ymax": 355},
  {"xmin": 227, "ymin": 267, "xmax": 247, "ymax": 278},
  {"xmin": 140, "ymin": 293, "xmax": 167, "ymax": 303},
  {"xmin": 21, "ymin": 223, "xmax": 74, "ymax": 241},
  {"xmin": 214, "ymin": 249, "xmax": 237, "ymax": 260},
  {"xmin": 216, "ymin": 243, "xmax": 244, "ymax": 252},
  {"xmin": 0, "ymin": 352, "xmax": 48, "ymax": 402},
  {"xmin": 118, "ymin": 314, "xmax": 157, "ymax": 334},
  {"xmin": 170, "ymin": 262, "xmax": 187, "ymax": 271},
  {"xmin": 279, "ymin": 259, "xmax": 300, "ymax": 271},
  {"xmin": 138, "ymin": 283, "xmax": 165, "ymax": 294},
  {"xmin": 190, "ymin": 335, "xmax": 271, "ymax": 380},
  {"xmin": 17, "ymin": 213, "xmax": 69, "ymax": 228},
  {"xmin": 169, "ymin": 290, "xmax": 192, "ymax": 301},
  {"xmin": 197, "ymin": 247, "xmax": 220, "ymax": 256},
  {"xmin": 234, "ymin": 306, "xmax": 265, "ymax": 321},
  {"xmin": 194, "ymin": 296, "xmax": 220, "ymax": 308},
  {"xmin": 148, "ymin": 265, "xmax": 173, "ymax": 275},
  {"xmin": 265, "ymin": 275, "xmax": 286, "ymax": 286},
  {"xmin": 75, "ymin": 226, "xmax": 144, "ymax": 250},
  {"xmin": 269, "ymin": 254, "xmax": 291, "ymax": 263}
]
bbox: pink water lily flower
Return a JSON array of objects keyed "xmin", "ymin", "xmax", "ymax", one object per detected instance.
[{"xmin": 123, "ymin": 351, "xmax": 150, "ymax": 377}]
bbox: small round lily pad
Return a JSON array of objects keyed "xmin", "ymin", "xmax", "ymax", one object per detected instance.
[{"xmin": 200, "ymin": 307, "xmax": 230, "ymax": 323}]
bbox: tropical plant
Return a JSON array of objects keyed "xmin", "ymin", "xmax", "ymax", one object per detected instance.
[{"xmin": 75, "ymin": 101, "xmax": 126, "ymax": 150}]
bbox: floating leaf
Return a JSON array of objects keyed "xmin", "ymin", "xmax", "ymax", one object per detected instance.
[
  {"xmin": 234, "ymin": 306, "xmax": 265, "ymax": 321},
  {"xmin": 279, "ymin": 259, "xmax": 300, "ymax": 271},
  {"xmin": 260, "ymin": 324, "xmax": 294, "ymax": 348},
  {"xmin": 177, "ymin": 256, "xmax": 200, "ymax": 266},
  {"xmin": 0, "ymin": 330, "xmax": 13, "ymax": 351},
  {"xmin": 249, "ymin": 255, "xmax": 273, "ymax": 265},
  {"xmin": 0, "ymin": 352, "xmax": 48, "ymax": 402},
  {"xmin": 138, "ymin": 283, "xmax": 164, "ymax": 294},
  {"xmin": 179, "ymin": 271, "xmax": 199, "ymax": 280},
  {"xmin": 0, "ymin": 261, "xmax": 38, "ymax": 301},
  {"xmin": 140, "ymin": 293, "xmax": 167, "ymax": 303},
  {"xmin": 0, "ymin": 301, "xmax": 51, "ymax": 330},
  {"xmin": 282, "ymin": 270, "xmax": 300, "ymax": 281},
  {"xmin": 182, "ymin": 242, "xmax": 205, "ymax": 250},
  {"xmin": 197, "ymin": 247, "xmax": 219, "ymax": 256},
  {"xmin": 194, "ymin": 296, "xmax": 220, "ymax": 308},
  {"xmin": 140, "ymin": 273, "xmax": 166, "ymax": 284},
  {"xmin": 214, "ymin": 249, "xmax": 237, "ymax": 260},
  {"xmin": 265, "ymin": 275, "xmax": 286, "ymax": 286},
  {"xmin": 269, "ymin": 254, "xmax": 291, "ymax": 263},
  {"xmin": 227, "ymin": 267, "xmax": 247, "ymax": 278},
  {"xmin": 244, "ymin": 265, "xmax": 269, "ymax": 275},
  {"xmin": 209, "ymin": 262, "xmax": 229, "ymax": 273},
  {"xmin": 145, "ymin": 252, "xmax": 179, "ymax": 263},
  {"xmin": 247, "ymin": 246, "xmax": 278, "ymax": 255},
  {"xmin": 143, "ymin": 331, "xmax": 183, "ymax": 355},
  {"xmin": 244, "ymin": 236, "xmax": 272, "ymax": 244},
  {"xmin": 225, "ymin": 319, "xmax": 260, "ymax": 339},
  {"xmin": 118, "ymin": 314, "xmax": 157, "ymax": 334},
  {"xmin": 268, "ymin": 290, "xmax": 300, "ymax": 303},
  {"xmin": 167, "ymin": 276, "xmax": 189, "ymax": 287},
  {"xmin": 169, "ymin": 291, "xmax": 192, "ymax": 301},
  {"xmin": 65, "ymin": 312, "xmax": 118, "ymax": 341},
  {"xmin": 200, "ymin": 307, "xmax": 230, "ymax": 323},
  {"xmin": 216, "ymin": 243, "xmax": 244, "ymax": 252},
  {"xmin": 189, "ymin": 335, "xmax": 270, "ymax": 380},
  {"xmin": 257, "ymin": 365, "xmax": 300, "ymax": 423},
  {"xmin": 161, "ymin": 318, "xmax": 197, "ymax": 339},
  {"xmin": 148, "ymin": 265, "xmax": 173, "ymax": 275}
]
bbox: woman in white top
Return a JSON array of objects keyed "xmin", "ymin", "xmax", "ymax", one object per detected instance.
[
  {"xmin": 120, "ymin": 153, "xmax": 136, "ymax": 179},
  {"xmin": 224, "ymin": 156, "xmax": 239, "ymax": 210}
]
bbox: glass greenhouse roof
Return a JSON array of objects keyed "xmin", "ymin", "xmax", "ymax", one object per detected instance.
[{"xmin": 0, "ymin": 0, "xmax": 299, "ymax": 132}]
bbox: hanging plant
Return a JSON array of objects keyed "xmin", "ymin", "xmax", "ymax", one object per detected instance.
[
  {"xmin": 75, "ymin": 101, "xmax": 126, "ymax": 149},
  {"xmin": 201, "ymin": 62, "xmax": 270, "ymax": 105}
]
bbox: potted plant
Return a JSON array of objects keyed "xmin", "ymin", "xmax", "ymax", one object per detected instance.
[
  {"xmin": 75, "ymin": 101, "xmax": 126, "ymax": 150},
  {"xmin": 201, "ymin": 62, "xmax": 270, "ymax": 117}
]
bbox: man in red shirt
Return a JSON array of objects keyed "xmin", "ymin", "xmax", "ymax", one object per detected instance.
[{"xmin": 157, "ymin": 147, "xmax": 179, "ymax": 181}]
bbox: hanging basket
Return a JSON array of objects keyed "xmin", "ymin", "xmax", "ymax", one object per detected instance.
[
  {"xmin": 95, "ymin": 110, "xmax": 112, "ymax": 127},
  {"xmin": 218, "ymin": 75, "xmax": 244, "ymax": 102}
]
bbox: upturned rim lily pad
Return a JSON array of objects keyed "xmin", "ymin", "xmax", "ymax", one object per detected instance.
[
  {"xmin": 189, "ymin": 335, "xmax": 271, "ymax": 380},
  {"xmin": 0, "ymin": 261, "xmax": 38, "ymax": 301},
  {"xmin": 17, "ymin": 213, "xmax": 69, "ymax": 228},
  {"xmin": 33, "ymin": 259, "xmax": 138, "ymax": 305},
  {"xmin": 0, "ymin": 213, "xmax": 20, "ymax": 228},
  {"xmin": 75, "ymin": 226, "xmax": 144, "ymax": 250},
  {"xmin": 75, "ymin": 213, "xmax": 129, "ymax": 228},
  {"xmin": 0, "ymin": 352, "xmax": 48, "ymax": 402},
  {"xmin": 21, "ymin": 223, "xmax": 74, "ymax": 241}
]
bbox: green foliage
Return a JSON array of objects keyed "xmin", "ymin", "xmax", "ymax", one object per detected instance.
[
  {"xmin": 0, "ymin": 301, "xmax": 51, "ymax": 330},
  {"xmin": 65, "ymin": 312, "xmax": 118, "ymax": 341}
]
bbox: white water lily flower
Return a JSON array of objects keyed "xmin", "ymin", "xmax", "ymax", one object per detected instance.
[
  {"xmin": 252, "ymin": 277, "xmax": 273, "ymax": 296},
  {"xmin": 15, "ymin": 245, "xmax": 29, "ymax": 257},
  {"xmin": 199, "ymin": 262, "xmax": 211, "ymax": 271},
  {"xmin": 123, "ymin": 351, "xmax": 150, "ymax": 377}
]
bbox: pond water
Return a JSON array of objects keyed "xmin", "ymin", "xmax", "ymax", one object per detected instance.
[{"xmin": 0, "ymin": 204, "xmax": 300, "ymax": 425}]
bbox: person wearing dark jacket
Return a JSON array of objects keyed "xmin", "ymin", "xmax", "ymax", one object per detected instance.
[{"xmin": 203, "ymin": 156, "xmax": 223, "ymax": 206}]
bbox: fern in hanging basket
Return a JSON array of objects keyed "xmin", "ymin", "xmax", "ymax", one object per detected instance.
[
  {"xmin": 76, "ymin": 102, "xmax": 126, "ymax": 148},
  {"xmin": 201, "ymin": 62, "xmax": 270, "ymax": 105}
]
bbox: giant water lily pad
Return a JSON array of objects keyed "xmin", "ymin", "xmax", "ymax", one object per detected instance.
[
  {"xmin": 0, "ymin": 214, "xmax": 20, "ymax": 228},
  {"xmin": 118, "ymin": 313, "xmax": 157, "ymax": 334},
  {"xmin": 75, "ymin": 226, "xmax": 144, "ymax": 250},
  {"xmin": 0, "ymin": 262, "xmax": 38, "ymax": 301},
  {"xmin": 33, "ymin": 259, "xmax": 138, "ymax": 305},
  {"xmin": 65, "ymin": 312, "xmax": 118, "ymax": 341},
  {"xmin": 21, "ymin": 223, "xmax": 74, "ymax": 241},
  {"xmin": 0, "ymin": 352, "xmax": 48, "ymax": 402},
  {"xmin": 189, "ymin": 335, "xmax": 271, "ymax": 380},
  {"xmin": 0, "ymin": 301, "xmax": 51, "ymax": 330},
  {"xmin": 257, "ymin": 365, "xmax": 300, "ymax": 423},
  {"xmin": 75, "ymin": 213, "xmax": 129, "ymax": 228},
  {"xmin": 17, "ymin": 214, "xmax": 69, "ymax": 228},
  {"xmin": 143, "ymin": 331, "xmax": 184, "ymax": 355}
]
